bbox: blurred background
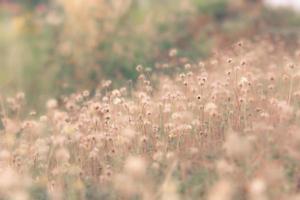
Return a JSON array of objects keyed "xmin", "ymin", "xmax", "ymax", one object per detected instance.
[{"xmin": 1, "ymin": 0, "xmax": 300, "ymax": 109}]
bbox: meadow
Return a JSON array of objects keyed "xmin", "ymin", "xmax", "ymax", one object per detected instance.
[{"xmin": 1, "ymin": 1, "xmax": 300, "ymax": 200}]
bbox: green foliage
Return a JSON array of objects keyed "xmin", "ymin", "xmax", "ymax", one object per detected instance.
[
  {"xmin": 14, "ymin": 0, "xmax": 49, "ymax": 11},
  {"xmin": 2, "ymin": 0, "xmax": 300, "ymax": 110},
  {"xmin": 193, "ymin": 0, "xmax": 228, "ymax": 19},
  {"xmin": 30, "ymin": 185, "xmax": 49, "ymax": 200},
  {"xmin": 180, "ymin": 168, "xmax": 217, "ymax": 199},
  {"xmin": 84, "ymin": 181, "xmax": 116, "ymax": 200}
]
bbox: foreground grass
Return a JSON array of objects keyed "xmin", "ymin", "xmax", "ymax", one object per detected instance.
[{"xmin": 1, "ymin": 39, "xmax": 300, "ymax": 200}]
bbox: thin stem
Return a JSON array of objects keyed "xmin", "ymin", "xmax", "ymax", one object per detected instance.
[{"xmin": 288, "ymin": 77, "xmax": 294, "ymax": 105}]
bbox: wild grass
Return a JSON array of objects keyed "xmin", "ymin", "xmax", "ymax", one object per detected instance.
[{"xmin": 1, "ymin": 38, "xmax": 300, "ymax": 200}]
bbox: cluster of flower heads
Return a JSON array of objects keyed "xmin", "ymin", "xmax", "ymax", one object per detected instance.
[{"xmin": 1, "ymin": 38, "xmax": 300, "ymax": 199}]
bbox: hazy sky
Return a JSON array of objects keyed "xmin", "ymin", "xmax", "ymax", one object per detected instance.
[{"xmin": 265, "ymin": 0, "xmax": 300, "ymax": 10}]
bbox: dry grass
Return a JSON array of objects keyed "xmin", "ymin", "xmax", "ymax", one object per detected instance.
[{"xmin": 1, "ymin": 37, "xmax": 300, "ymax": 200}]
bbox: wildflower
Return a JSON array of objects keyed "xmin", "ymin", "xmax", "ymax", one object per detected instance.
[
  {"xmin": 207, "ymin": 179, "xmax": 235, "ymax": 200},
  {"xmin": 55, "ymin": 148, "xmax": 70, "ymax": 163},
  {"xmin": 198, "ymin": 62, "xmax": 205, "ymax": 68},
  {"xmin": 16, "ymin": 92, "xmax": 25, "ymax": 101},
  {"xmin": 196, "ymin": 95, "xmax": 201, "ymax": 100},
  {"xmin": 136, "ymin": 65, "xmax": 143, "ymax": 72},
  {"xmin": 216, "ymin": 159, "xmax": 234, "ymax": 176},
  {"xmin": 184, "ymin": 64, "xmax": 191, "ymax": 70},
  {"xmin": 161, "ymin": 179, "xmax": 180, "ymax": 200},
  {"xmin": 46, "ymin": 99, "xmax": 58, "ymax": 109},
  {"xmin": 204, "ymin": 102, "xmax": 217, "ymax": 116},
  {"xmin": 66, "ymin": 102, "xmax": 76, "ymax": 111},
  {"xmin": 248, "ymin": 178, "xmax": 267, "ymax": 200},
  {"xmin": 268, "ymin": 73, "xmax": 275, "ymax": 81},
  {"xmin": 124, "ymin": 156, "xmax": 146, "ymax": 178},
  {"xmin": 238, "ymin": 76, "xmax": 249, "ymax": 88},
  {"xmin": 82, "ymin": 90, "xmax": 90, "ymax": 97},
  {"xmin": 114, "ymin": 174, "xmax": 137, "ymax": 196},
  {"xmin": 169, "ymin": 48, "xmax": 178, "ymax": 57},
  {"xmin": 152, "ymin": 151, "xmax": 164, "ymax": 162},
  {"xmin": 224, "ymin": 129, "xmax": 252, "ymax": 158},
  {"xmin": 0, "ymin": 167, "xmax": 19, "ymax": 190}
]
